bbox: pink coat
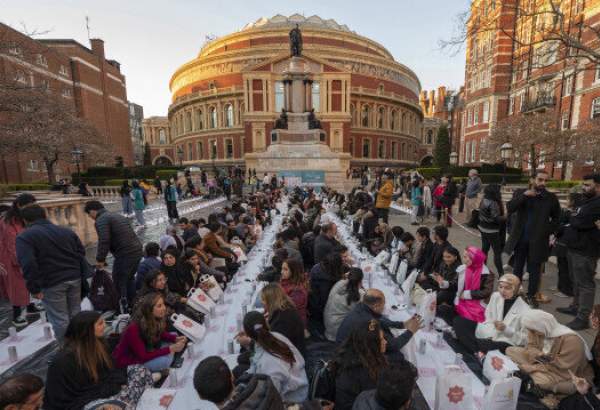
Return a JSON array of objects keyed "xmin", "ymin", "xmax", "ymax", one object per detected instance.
[
  {"xmin": 0, "ymin": 218, "xmax": 30, "ymax": 306},
  {"xmin": 455, "ymin": 247, "xmax": 486, "ymax": 323}
]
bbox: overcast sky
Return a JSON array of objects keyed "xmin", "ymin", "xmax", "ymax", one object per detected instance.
[{"xmin": 1, "ymin": 0, "xmax": 470, "ymax": 117}]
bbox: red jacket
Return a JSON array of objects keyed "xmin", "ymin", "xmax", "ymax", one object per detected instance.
[
  {"xmin": 0, "ymin": 218, "xmax": 29, "ymax": 306},
  {"xmin": 112, "ymin": 322, "xmax": 176, "ymax": 368},
  {"xmin": 280, "ymin": 279, "xmax": 308, "ymax": 326}
]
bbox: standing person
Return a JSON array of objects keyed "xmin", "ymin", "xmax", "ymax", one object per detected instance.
[
  {"xmin": 84, "ymin": 201, "xmax": 143, "ymax": 312},
  {"xmin": 119, "ymin": 180, "xmax": 133, "ymax": 215},
  {"xmin": 557, "ymin": 174, "xmax": 600, "ymax": 330},
  {"xmin": 263, "ymin": 173, "xmax": 270, "ymax": 190},
  {"xmin": 153, "ymin": 177, "xmax": 162, "ymax": 195},
  {"xmin": 410, "ymin": 178, "xmax": 423, "ymax": 226},
  {"xmin": 44, "ymin": 311, "xmax": 153, "ymax": 410},
  {"xmin": 422, "ymin": 178, "xmax": 433, "ymax": 220},
  {"xmin": 223, "ymin": 175, "xmax": 232, "ymax": 201},
  {"xmin": 375, "ymin": 171, "xmax": 394, "ymax": 223},
  {"xmin": 0, "ymin": 194, "xmax": 38, "ymax": 328},
  {"xmin": 504, "ymin": 171, "xmax": 560, "ymax": 308},
  {"xmin": 464, "ymin": 169, "xmax": 482, "ymax": 220},
  {"xmin": 164, "ymin": 178, "xmax": 179, "ymax": 222},
  {"xmin": 16, "ymin": 205, "xmax": 86, "ymax": 341},
  {"xmin": 478, "ymin": 184, "xmax": 506, "ymax": 276},
  {"xmin": 131, "ymin": 181, "xmax": 146, "ymax": 227}
]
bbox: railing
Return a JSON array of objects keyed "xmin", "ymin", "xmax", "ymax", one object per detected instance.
[
  {"xmin": 350, "ymin": 86, "xmax": 421, "ymax": 109},
  {"xmin": 90, "ymin": 186, "xmax": 158, "ymax": 201},
  {"xmin": 173, "ymin": 85, "xmax": 242, "ymax": 105},
  {"xmin": 521, "ymin": 94, "xmax": 556, "ymax": 113}
]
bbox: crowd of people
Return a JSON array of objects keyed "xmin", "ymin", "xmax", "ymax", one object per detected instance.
[{"xmin": 0, "ymin": 168, "xmax": 598, "ymax": 410}]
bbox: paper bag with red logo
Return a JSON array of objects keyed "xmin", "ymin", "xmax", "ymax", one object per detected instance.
[
  {"xmin": 482, "ymin": 377, "xmax": 521, "ymax": 410},
  {"xmin": 483, "ymin": 350, "xmax": 519, "ymax": 381},
  {"xmin": 389, "ymin": 252, "xmax": 400, "ymax": 278},
  {"xmin": 187, "ymin": 287, "xmax": 216, "ymax": 315},
  {"xmin": 170, "ymin": 313, "xmax": 206, "ymax": 343},
  {"xmin": 434, "ymin": 365, "xmax": 473, "ymax": 410},
  {"xmin": 374, "ymin": 250, "xmax": 390, "ymax": 266},
  {"xmin": 417, "ymin": 290, "xmax": 437, "ymax": 330},
  {"xmin": 395, "ymin": 259, "xmax": 408, "ymax": 285},
  {"xmin": 232, "ymin": 246, "xmax": 248, "ymax": 263},
  {"xmin": 198, "ymin": 274, "xmax": 224, "ymax": 302}
]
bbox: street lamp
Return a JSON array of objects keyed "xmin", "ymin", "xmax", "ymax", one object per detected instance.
[
  {"xmin": 500, "ymin": 142, "xmax": 514, "ymax": 186},
  {"xmin": 177, "ymin": 146, "xmax": 184, "ymax": 166},
  {"xmin": 71, "ymin": 148, "xmax": 83, "ymax": 181},
  {"xmin": 449, "ymin": 151, "xmax": 459, "ymax": 167}
]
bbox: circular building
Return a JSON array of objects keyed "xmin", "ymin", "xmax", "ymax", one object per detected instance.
[{"xmin": 156, "ymin": 14, "xmax": 423, "ymax": 170}]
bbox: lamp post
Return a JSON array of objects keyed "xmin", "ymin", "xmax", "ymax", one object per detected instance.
[
  {"xmin": 71, "ymin": 148, "xmax": 83, "ymax": 181},
  {"xmin": 449, "ymin": 151, "xmax": 458, "ymax": 167},
  {"xmin": 500, "ymin": 142, "xmax": 513, "ymax": 186},
  {"xmin": 177, "ymin": 146, "xmax": 184, "ymax": 166}
]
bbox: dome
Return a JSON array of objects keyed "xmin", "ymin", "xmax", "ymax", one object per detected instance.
[{"xmin": 239, "ymin": 14, "xmax": 354, "ymax": 34}]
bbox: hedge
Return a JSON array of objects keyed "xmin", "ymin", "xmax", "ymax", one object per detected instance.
[
  {"xmin": 155, "ymin": 170, "xmax": 180, "ymax": 180},
  {"xmin": 546, "ymin": 180, "xmax": 582, "ymax": 189},
  {"xmin": 104, "ymin": 179, "xmax": 127, "ymax": 186},
  {"xmin": 1, "ymin": 184, "xmax": 52, "ymax": 192},
  {"xmin": 416, "ymin": 165, "xmax": 523, "ymax": 179}
]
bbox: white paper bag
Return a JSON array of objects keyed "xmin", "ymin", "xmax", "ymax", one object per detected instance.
[
  {"xmin": 435, "ymin": 365, "xmax": 473, "ymax": 410},
  {"xmin": 389, "ymin": 252, "xmax": 400, "ymax": 277},
  {"xmin": 374, "ymin": 250, "xmax": 390, "ymax": 266},
  {"xmin": 418, "ymin": 290, "xmax": 437, "ymax": 329},
  {"xmin": 170, "ymin": 313, "xmax": 206, "ymax": 343},
  {"xmin": 396, "ymin": 260, "xmax": 408, "ymax": 285},
  {"xmin": 187, "ymin": 287, "xmax": 216, "ymax": 315},
  {"xmin": 483, "ymin": 350, "xmax": 519, "ymax": 381},
  {"xmin": 482, "ymin": 377, "xmax": 521, "ymax": 410},
  {"xmin": 401, "ymin": 269, "xmax": 419, "ymax": 295},
  {"xmin": 232, "ymin": 246, "xmax": 248, "ymax": 262},
  {"xmin": 198, "ymin": 274, "xmax": 224, "ymax": 302}
]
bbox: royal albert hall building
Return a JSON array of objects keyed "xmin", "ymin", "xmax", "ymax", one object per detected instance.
[{"xmin": 148, "ymin": 14, "xmax": 424, "ymax": 170}]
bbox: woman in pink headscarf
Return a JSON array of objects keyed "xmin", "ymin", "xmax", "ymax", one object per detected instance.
[{"xmin": 437, "ymin": 246, "xmax": 494, "ymax": 328}]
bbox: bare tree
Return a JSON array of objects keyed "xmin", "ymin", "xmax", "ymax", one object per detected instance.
[{"xmin": 572, "ymin": 118, "xmax": 600, "ymax": 173}]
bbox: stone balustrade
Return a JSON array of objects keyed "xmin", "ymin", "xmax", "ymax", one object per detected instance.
[{"xmin": 90, "ymin": 186, "xmax": 158, "ymax": 201}]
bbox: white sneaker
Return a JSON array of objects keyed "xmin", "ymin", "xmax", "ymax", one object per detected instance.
[
  {"xmin": 553, "ymin": 291, "xmax": 570, "ymax": 298},
  {"xmin": 152, "ymin": 372, "xmax": 162, "ymax": 383}
]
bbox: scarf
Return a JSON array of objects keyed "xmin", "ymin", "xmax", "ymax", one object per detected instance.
[{"xmin": 455, "ymin": 247, "xmax": 487, "ymax": 323}]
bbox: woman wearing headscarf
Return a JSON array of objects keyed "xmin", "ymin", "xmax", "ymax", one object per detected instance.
[
  {"xmin": 507, "ymin": 310, "xmax": 593, "ymax": 408},
  {"xmin": 438, "ymin": 246, "xmax": 494, "ymax": 326},
  {"xmin": 454, "ymin": 274, "xmax": 529, "ymax": 356}
]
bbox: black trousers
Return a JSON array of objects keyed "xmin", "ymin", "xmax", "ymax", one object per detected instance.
[
  {"xmin": 453, "ymin": 315, "xmax": 512, "ymax": 355},
  {"xmin": 377, "ymin": 207, "xmax": 389, "ymax": 223},
  {"xmin": 481, "ymin": 231, "xmax": 504, "ymax": 276},
  {"xmin": 512, "ymin": 240, "xmax": 542, "ymax": 297},
  {"xmin": 166, "ymin": 201, "xmax": 179, "ymax": 220},
  {"xmin": 556, "ymin": 253, "xmax": 574, "ymax": 297}
]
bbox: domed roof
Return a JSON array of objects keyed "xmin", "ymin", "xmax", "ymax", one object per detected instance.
[{"xmin": 240, "ymin": 14, "xmax": 353, "ymax": 33}]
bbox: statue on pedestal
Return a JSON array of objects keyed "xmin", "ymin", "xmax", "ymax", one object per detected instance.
[
  {"xmin": 308, "ymin": 109, "xmax": 321, "ymax": 130},
  {"xmin": 289, "ymin": 24, "xmax": 303, "ymax": 57},
  {"xmin": 274, "ymin": 109, "xmax": 288, "ymax": 129}
]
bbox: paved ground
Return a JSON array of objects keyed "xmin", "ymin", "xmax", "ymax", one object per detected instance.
[{"xmin": 388, "ymin": 203, "xmax": 599, "ymax": 346}]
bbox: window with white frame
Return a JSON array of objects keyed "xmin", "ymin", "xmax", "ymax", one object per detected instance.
[
  {"xmin": 378, "ymin": 139, "xmax": 385, "ymax": 159},
  {"xmin": 197, "ymin": 142, "xmax": 203, "ymax": 159},
  {"xmin": 36, "ymin": 54, "xmax": 48, "ymax": 67},
  {"xmin": 224, "ymin": 104, "xmax": 234, "ymax": 128},
  {"xmin": 391, "ymin": 142, "xmax": 397, "ymax": 159},
  {"xmin": 14, "ymin": 70, "xmax": 26, "ymax": 84},
  {"xmin": 520, "ymin": 93, "xmax": 526, "ymax": 112},
  {"xmin": 225, "ymin": 139, "xmax": 234, "ymax": 159},
  {"xmin": 195, "ymin": 109, "xmax": 203, "ymax": 130},
  {"xmin": 312, "ymin": 82, "xmax": 320, "ymax": 112},
  {"xmin": 59, "ymin": 65, "xmax": 68, "ymax": 76},
  {"xmin": 209, "ymin": 107, "xmax": 217, "ymax": 128},
  {"xmin": 539, "ymin": 150, "xmax": 546, "ymax": 168},
  {"xmin": 41, "ymin": 79, "xmax": 50, "ymax": 91},
  {"xmin": 27, "ymin": 160, "xmax": 39, "ymax": 171},
  {"xmin": 591, "ymin": 97, "xmax": 600, "ymax": 119},
  {"xmin": 483, "ymin": 101, "xmax": 490, "ymax": 123},
  {"xmin": 159, "ymin": 129, "xmax": 166, "ymax": 144},
  {"xmin": 471, "ymin": 141, "xmax": 477, "ymax": 163},
  {"xmin": 561, "ymin": 112, "xmax": 569, "ymax": 130},
  {"xmin": 62, "ymin": 88, "xmax": 72, "ymax": 98},
  {"xmin": 210, "ymin": 139, "xmax": 217, "ymax": 159},
  {"xmin": 468, "ymin": 109, "xmax": 473, "ymax": 126},
  {"xmin": 8, "ymin": 43, "xmax": 22, "ymax": 56},
  {"xmin": 474, "ymin": 106, "xmax": 479, "ymax": 124},
  {"xmin": 465, "ymin": 141, "xmax": 471, "ymax": 163},
  {"xmin": 564, "ymin": 75, "xmax": 573, "ymax": 96},
  {"xmin": 188, "ymin": 142, "xmax": 193, "ymax": 161},
  {"xmin": 362, "ymin": 138, "xmax": 371, "ymax": 158},
  {"xmin": 274, "ymin": 81, "xmax": 285, "ymax": 113}
]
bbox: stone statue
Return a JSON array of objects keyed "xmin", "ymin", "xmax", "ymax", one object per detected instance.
[
  {"xmin": 308, "ymin": 109, "xmax": 321, "ymax": 130},
  {"xmin": 274, "ymin": 109, "xmax": 288, "ymax": 129},
  {"xmin": 289, "ymin": 24, "xmax": 303, "ymax": 57}
]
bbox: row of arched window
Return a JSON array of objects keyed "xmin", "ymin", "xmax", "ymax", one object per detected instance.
[
  {"xmin": 350, "ymin": 103, "xmax": 419, "ymax": 136},
  {"xmin": 172, "ymin": 102, "xmax": 242, "ymax": 136},
  {"xmin": 349, "ymin": 137, "xmax": 416, "ymax": 161}
]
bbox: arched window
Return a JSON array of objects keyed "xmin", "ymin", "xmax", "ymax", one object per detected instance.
[
  {"xmin": 195, "ymin": 109, "xmax": 203, "ymax": 130},
  {"xmin": 391, "ymin": 110, "xmax": 398, "ymax": 130},
  {"xmin": 377, "ymin": 107, "xmax": 385, "ymax": 129},
  {"xmin": 159, "ymin": 129, "xmax": 166, "ymax": 144},
  {"xmin": 362, "ymin": 138, "xmax": 371, "ymax": 158},
  {"xmin": 361, "ymin": 105, "xmax": 370, "ymax": 127},
  {"xmin": 209, "ymin": 107, "xmax": 217, "ymax": 128},
  {"xmin": 401, "ymin": 142, "xmax": 406, "ymax": 159},
  {"xmin": 378, "ymin": 139, "xmax": 385, "ymax": 158},
  {"xmin": 185, "ymin": 112, "xmax": 192, "ymax": 132},
  {"xmin": 401, "ymin": 112, "xmax": 407, "ymax": 132},
  {"xmin": 427, "ymin": 129, "xmax": 433, "ymax": 145},
  {"xmin": 224, "ymin": 104, "xmax": 234, "ymax": 128}
]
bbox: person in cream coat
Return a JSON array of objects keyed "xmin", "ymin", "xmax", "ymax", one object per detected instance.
[{"xmin": 455, "ymin": 273, "xmax": 530, "ymax": 355}]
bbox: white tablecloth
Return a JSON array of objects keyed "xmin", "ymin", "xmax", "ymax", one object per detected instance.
[
  {"xmin": 0, "ymin": 319, "xmax": 55, "ymax": 375},
  {"xmin": 138, "ymin": 199, "xmax": 289, "ymax": 409}
]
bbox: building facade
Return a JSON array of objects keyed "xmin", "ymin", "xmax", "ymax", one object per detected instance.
[
  {"xmin": 142, "ymin": 116, "xmax": 175, "ymax": 166},
  {"xmin": 0, "ymin": 23, "xmax": 133, "ymax": 183},
  {"xmin": 128, "ymin": 102, "xmax": 144, "ymax": 165},
  {"xmin": 461, "ymin": 0, "xmax": 597, "ymax": 179},
  {"xmin": 151, "ymin": 14, "xmax": 424, "ymax": 170}
]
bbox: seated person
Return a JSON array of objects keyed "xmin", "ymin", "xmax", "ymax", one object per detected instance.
[
  {"xmin": 410, "ymin": 226, "xmax": 433, "ymax": 272},
  {"xmin": 236, "ymin": 311, "xmax": 308, "ymax": 403},
  {"xmin": 397, "ymin": 232, "xmax": 415, "ymax": 260},
  {"xmin": 422, "ymin": 225, "xmax": 451, "ymax": 275},
  {"xmin": 437, "ymin": 246, "xmax": 494, "ymax": 327},
  {"xmin": 257, "ymin": 248, "xmax": 287, "ymax": 283},
  {"xmin": 457, "ymin": 274, "xmax": 529, "ymax": 356},
  {"xmin": 136, "ymin": 269, "xmax": 186, "ymax": 312},
  {"xmin": 44, "ymin": 311, "xmax": 152, "ymax": 410},
  {"xmin": 180, "ymin": 248, "xmax": 202, "ymax": 286},
  {"xmin": 507, "ymin": 310, "xmax": 594, "ymax": 407},
  {"xmin": 333, "ymin": 319, "xmax": 389, "ymax": 410},
  {"xmin": 160, "ymin": 249, "xmax": 194, "ymax": 298},
  {"xmin": 185, "ymin": 235, "xmax": 227, "ymax": 282},
  {"xmin": 279, "ymin": 258, "xmax": 309, "ymax": 326},
  {"xmin": 336, "ymin": 289, "xmax": 421, "ymax": 360},
  {"xmin": 135, "ymin": 242, "xmax": 161, "ymax": 290},
  {"xmin": 193, "ymin": 356, "xmax": 284, "ymax": 409},
  {"xmin": 368, "ymin": 223, "xmax": 393, "ymax": 255},
  {"xmin": 308, "ymin": 252, "xmax": 346, "ymax": 334},
  {"xmin": 113, "ymin": 293, "xmax": 187, "ymax": 372},
  {"xmin": 0, "ymin": 373, "xmax": 44, "ymax": 410},
  {"xmin": 352, "ymin": 360, "xmax": 418, "ymax": 410},
  {"xmin": 419, "ymin": 246, "xmax": 461, "ymax": 307},
  {"xmin": 389, "ymin": 226, "xmax": 405, "ymax": 250},
  {"xmin": 259, "ymin": 283, "xmax": 306, "ymax": 358},
  {"xmin": 324, "ymin": 267, "xmax": 365, "ymax": 342}
]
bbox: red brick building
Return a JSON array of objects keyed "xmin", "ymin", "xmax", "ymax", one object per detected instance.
[
  {"xmin": 0, "ymin": 23, "xmax": 133, "ymax": 183},
  {"xmin": 151, "ymin": 15, "xmax": 424, "ymax": 170},
  {"xmin": 461, "ymin": 0, "xmax": 598, "ymax": 179}
]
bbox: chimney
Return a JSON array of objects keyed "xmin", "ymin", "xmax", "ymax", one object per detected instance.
[
  {"xmin": 90, "ymin": 38, "xmax": 105, "ymax": 60},
  {"xmin": 428, "ymin": 90, "xmax": 435, "ymax": 115}
]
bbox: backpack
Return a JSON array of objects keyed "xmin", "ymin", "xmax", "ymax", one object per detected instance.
[
  {"xmin": 309, "ymin": 359, "xmax": 336, "ymax": 402},
  {"xmin": 89, "ymin": 269, "xmax": 120, "ymax": 312}
]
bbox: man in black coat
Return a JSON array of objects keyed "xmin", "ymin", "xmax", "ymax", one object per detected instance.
[
  {"xmin": 504, "ymin": 171, "xmax": 560, "ymax": 307},
  {"xmin": 421, "ymin": 225, "xmax": 451, "ymax": 275},
  {"xmin": 557, "ymin": 173, "xmax": 600, "ymax": 330},
  {"xmin": 84, "ymin": 201, "xmax": 143, "ymax": 311},
  {"xmin": 16, "ymin": 205, "xmax": 87, "ymax": 341},
  {"xmin": 313, "ymin": 222, "xmax": 339, "ymax": 264},
  {"xmin": 336, "ymin": 289, "xmax": 422, "ymax": 359}
]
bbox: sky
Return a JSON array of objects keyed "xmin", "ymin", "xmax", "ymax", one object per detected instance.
[{"xmin": 1, "ymin": 0, "xmax": 470, "ymax": 117}]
